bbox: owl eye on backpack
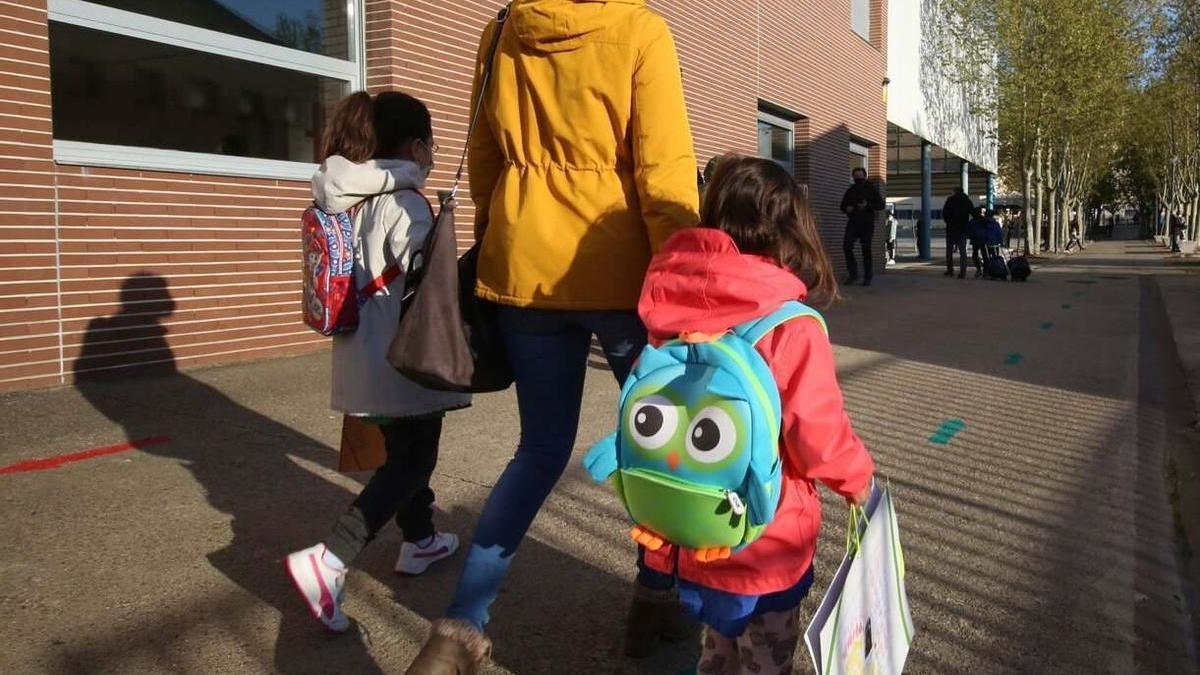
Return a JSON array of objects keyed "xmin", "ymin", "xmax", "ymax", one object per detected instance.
[{"xmin": 583, "ymin": 301, "xmax": 827, "ymax": 562}]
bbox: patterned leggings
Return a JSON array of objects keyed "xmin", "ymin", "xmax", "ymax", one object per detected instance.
[{"xmin": 697, "ymin": 607, "xmax": 802, "ymax": 675}]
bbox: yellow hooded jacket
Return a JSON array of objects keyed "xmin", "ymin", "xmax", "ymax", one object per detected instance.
[{"xmin": 469, "ymin": 0, "xmax": 700, "ymax": 310}]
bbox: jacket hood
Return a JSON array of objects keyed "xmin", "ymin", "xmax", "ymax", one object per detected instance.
[
  {"xmin": 638, "ymin": 228, "xmax": 808, "ymax": 342},
  {"xmin": 511, "ymin": 0, "xmax": 644, "ymax": 53},
  {"xmin": 311, "ymin": 155, "xmax": 425, "ymax": 213}
]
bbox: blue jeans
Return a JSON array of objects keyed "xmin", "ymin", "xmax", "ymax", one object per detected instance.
[{"xmin": 446, "ymin": 306, "xmax": 673, "ymax": 629}]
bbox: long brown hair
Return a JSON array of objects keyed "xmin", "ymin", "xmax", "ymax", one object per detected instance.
[
  {"xmin": 701, "ymin": 155, "xmax": 839, "ymax": 306},
  {"xmin": 320, "ymin": 91, "xmax": 433, "ymax": 163}
]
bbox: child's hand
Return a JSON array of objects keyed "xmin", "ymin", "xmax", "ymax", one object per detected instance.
[{"xmin": 846, "ymin": 482, "xmax": 872, "ymax": 507}]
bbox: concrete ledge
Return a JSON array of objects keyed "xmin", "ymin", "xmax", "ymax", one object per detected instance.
[{"xmin": 1158, "ymin": 276, "xmax": 1200, "ymax": 426}]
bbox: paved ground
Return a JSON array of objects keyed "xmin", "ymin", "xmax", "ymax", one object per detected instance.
[{"xmin": 1, "ymin": 240, "xmax": 1198, "ymax": 674}]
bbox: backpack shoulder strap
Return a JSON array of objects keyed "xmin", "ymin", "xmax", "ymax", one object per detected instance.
[
  {"xmin": 733, "ymin": 300, "xmax": 828, "ymax": 346},
  {"xmin": 397, "ymin": 188, "xmax": 436, "ymax": 222}
]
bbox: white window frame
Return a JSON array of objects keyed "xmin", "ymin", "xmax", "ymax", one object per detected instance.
[
  {"xmin": 757, "ymin": 110, "xmax": 795, "ymax": 176},
  {"xmin": 47, "ymin": 0, "xmax": 365, "ymax": 180}
]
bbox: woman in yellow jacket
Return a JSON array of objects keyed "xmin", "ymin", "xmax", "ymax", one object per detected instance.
[{"xmin": 407, "ymin": 0, "xmax": 699, "ymax": 672}]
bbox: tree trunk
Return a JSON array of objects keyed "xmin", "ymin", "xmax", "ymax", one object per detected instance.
[
  {"xmin": 1034, "ymin": 142, "xmax": 1044, "ymax": 253},
  {"xmin": 1061, "ymin": 197, "xmax": 1072, "ymax": 250},
  {"xmin": 1049, "ymin": 190, "xmax": 1059, "ymax": 252},
  {"xmin": 1023, "ymin": 166, "xmax": 1034, "ymax": 254},
  {"xmin": 1185, "ymin": 194, "xmax": 1195, "ymax": 241}
]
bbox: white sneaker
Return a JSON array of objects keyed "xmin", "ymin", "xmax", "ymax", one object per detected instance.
[
  {"xmin": 395, "ymin": 532, "xmax": 460, "ymax": 575},
  {"xmin": 285, "ymin": 544, "xmax": 349, "ymax": 633}
]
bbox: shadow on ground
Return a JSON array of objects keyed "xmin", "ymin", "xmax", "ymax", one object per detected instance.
[
  {"xmin": 61, "ymin": 274, "xmax": 695, "ymax": 674},
  {"xmin": 3, "ymin": 243, "xmax": 1192, "ymax": 673}
]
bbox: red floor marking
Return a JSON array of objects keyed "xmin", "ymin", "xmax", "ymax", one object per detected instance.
[{"xmin": 0, "ymin": 436, "xmax": 170, "ymax": 476}]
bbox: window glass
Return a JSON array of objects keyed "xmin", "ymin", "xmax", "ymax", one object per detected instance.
[
  {"xmin": 851, "ymin": 0, "xmax": 870, "ymax": 41},
  {"xmin": 82, "ymin": 0, "xmax": 351, "ymax": 59},
  {"xmin": 848, "ymin": 149, "xmax": 868, "ymax": 177},
  {"xmin": 757, "ymin": 119, "xmax": 794, "ymax": 175},
  {"xmin": 49, "ymin": 22, "xmax": 345, "ymax": 162}
]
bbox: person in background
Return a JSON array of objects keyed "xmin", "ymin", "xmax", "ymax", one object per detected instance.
[
  {"xmin": 969, "ymin": 206, "xmax": 989, "ymax": 277},
  {"xmin": 985, "ymin": 210, "xmax": 1005, "ymax": 248},
  {"xmin": 1065, "ymin": 225, "xmax": 1085, "ymax": 253},
  {"xmin": 942, "ymin": 186, "xmax": 974, "ymax": 279},
  {"xmin": 886, "ymin": 206, "xmax": 899, "ymax": 266},
  {"xmin": 406, "ymin": 1, "xmax": 700, "ymax": 671},
  {"xmin": 1171, "ymin": 211, "xmax": 1186, "ymax": 253},
  {"xmin": 839, "ymin": 167, "xmax": 886, "ymax": 286}
]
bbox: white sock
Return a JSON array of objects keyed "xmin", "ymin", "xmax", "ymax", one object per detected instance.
[
  {"xmin": 321, "ymin": 546, "xmax": 347, "ymax": 571},
  {"xmin": 415, "ymin": 535, "xmax": 436, "ymax": 549}
]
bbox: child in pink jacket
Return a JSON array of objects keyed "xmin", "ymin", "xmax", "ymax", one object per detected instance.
[{"xmin": 637, "ymin": 156, "xmax": 875, "ymax": 674}]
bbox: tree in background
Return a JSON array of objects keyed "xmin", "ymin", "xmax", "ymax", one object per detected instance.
[
  {"xmin": 937, "ymin": 0, "xmax": 1149, "ymax": 252},
  {"xmin": 274, "ymin": 11, "xmax": 323, "ymax": 55}
]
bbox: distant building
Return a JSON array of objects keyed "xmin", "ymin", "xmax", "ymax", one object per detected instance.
[{"xmin": 885, "ymin": 0, "xmax": 998, "ymax": 254}]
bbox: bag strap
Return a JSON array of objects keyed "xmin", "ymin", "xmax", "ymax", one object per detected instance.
[
  {"xmin": 399, "ymin": 5, "xmax": 509, "ymax": 306},
  {"xmin": 733, "ymin": 300, "xmax": 828, "ymax": 346},
  {"xmin": 450, "ymin": 4, "xmax": 511, "ymax": 201}
]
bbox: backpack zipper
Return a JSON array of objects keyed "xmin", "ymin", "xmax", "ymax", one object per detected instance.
[{"xmin": 724, "ymin": 489, "xmax": 746, "ymax": 516}]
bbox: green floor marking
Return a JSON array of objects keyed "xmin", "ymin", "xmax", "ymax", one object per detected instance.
[
  {"xmin": 930, "ymin": 419, "xmax": 966, "ymax": 445},
  {"xmin": 1004, "ymin": 353, "xmax": 1024, "ymax": 365},
  {"xmin": 1040, "ymin": 322, "xmax": 1054, "ymax": 330}
]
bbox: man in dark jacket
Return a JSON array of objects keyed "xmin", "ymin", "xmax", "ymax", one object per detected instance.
[
  {"xmin": 841, "ymin": 167, "xmax": 886, "ymax": 286},
  {"xmin": 942, "ymin": 187, "xmax": 974, "ymax": 278}
]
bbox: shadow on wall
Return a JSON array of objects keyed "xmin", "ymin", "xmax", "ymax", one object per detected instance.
[{"xmin": 64, "ymin": 273, "xmax": 694, "ymax": 674}]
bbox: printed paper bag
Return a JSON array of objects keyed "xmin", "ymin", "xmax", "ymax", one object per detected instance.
[{"xmin": 805, "ymin": 486, "xmax": 914, "ymax": 675}]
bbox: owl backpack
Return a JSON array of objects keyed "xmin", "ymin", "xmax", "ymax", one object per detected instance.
[{"xmin": 584, "ymin": 300, "xmax": 827, "ymax": 560}]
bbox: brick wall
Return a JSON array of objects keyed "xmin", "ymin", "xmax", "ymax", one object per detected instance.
[
  {"xmin": 0, "ymin": 0, "xmax": 887, "ymax": 391},
  {"xmin": 0, "ymin": 1, "xmax": 321, "ymax": 391},
  {"xmin": 1, "ymin": 0, "xmax": 60, "ymax": 389},
  {"xmin": 657, "ymin": 0, "xmax": 889, "ymax": 273}
]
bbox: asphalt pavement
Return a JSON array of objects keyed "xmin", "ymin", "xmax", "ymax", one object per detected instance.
[{"xmin": 1, "ymin": 240, "xmax": 1197, "ymax": 674}]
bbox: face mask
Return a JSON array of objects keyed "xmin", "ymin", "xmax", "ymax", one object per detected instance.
[{"xmin": 418, "ymin": 139, "xmax": 435, "ymax": 180}]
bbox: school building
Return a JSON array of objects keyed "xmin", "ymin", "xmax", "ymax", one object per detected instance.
[
  {"xmin": 0, "ymin": 0, "xmax": 890, "ymax": 391},
  {"xmin": 884, "ymin": 0, "xmax": 998, "ymax": 253}
]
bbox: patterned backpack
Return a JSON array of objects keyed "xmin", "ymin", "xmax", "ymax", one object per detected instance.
[
  {"xmin": 583, "ymin": 301, "xmax": 826, "ymax": 559},
  {"xmin": 301, "ymin": 191, "xmax": 431, "ymax": 336}
]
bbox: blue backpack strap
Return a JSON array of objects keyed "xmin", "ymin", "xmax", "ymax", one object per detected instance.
[{"xmin": 734, "ymin": 300, "xmax": 827, "ymax": 345}]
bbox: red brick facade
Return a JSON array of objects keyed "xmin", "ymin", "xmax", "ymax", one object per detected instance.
[{"xmin": 0, "ymin": 0, "xmax": 886, "ymax": 391}]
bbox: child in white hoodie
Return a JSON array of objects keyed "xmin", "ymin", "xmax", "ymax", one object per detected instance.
[{"xmin": 286, "ymin": 91, "xmax": 467, "ymax": 633}]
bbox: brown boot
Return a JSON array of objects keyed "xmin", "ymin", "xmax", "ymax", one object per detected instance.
[
  {"xmin": 624, "ymin": 584, "xmax": 698, "ymax": 659},
  {"xmin": 405, "ymin": 619, "xmax": 492, "ymax": 675}
]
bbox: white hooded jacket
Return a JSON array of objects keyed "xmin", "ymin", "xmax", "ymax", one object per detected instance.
[{"xmin": 312, "ymin": 155, "xmax": 470, "ymax": 417}]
